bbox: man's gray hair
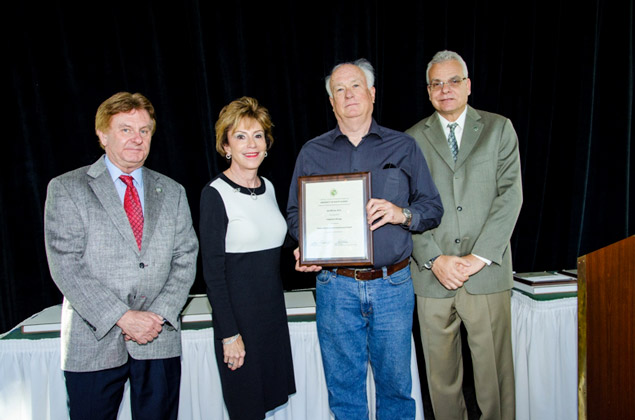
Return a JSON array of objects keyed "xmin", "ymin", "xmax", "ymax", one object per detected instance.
[
  {"xmin": 426, "ymin": 50, "xmax": 469, "ymax": 84},
  {"xmin": 325, "ymin": 58, "xmax": 375, "ymax": 97}
]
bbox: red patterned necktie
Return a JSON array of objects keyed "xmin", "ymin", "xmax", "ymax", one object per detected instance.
[{"xmin": 119, "ymin": 175, "xmax": 144, "ymax": 250}]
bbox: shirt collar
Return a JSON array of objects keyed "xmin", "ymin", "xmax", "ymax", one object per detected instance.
[
  {"xmin": 104, "ymin": 155, "xmax": 144, "ymax": 186},
  {"xmin": 331, "ymin": 118, "xmax": 383, "ymax": 143},
  {"xmin": 437, "ymin": 107, "xmax": 468, "ymax": 131}
]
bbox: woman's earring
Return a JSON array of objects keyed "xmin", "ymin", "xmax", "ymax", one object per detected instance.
[
  {"xmin": 264, "ymin": 152, "xmax": 268, "ymax": 158},
  {"xmin": 226, "ymin": 154, "xmax": 231, "ymax": 160}
]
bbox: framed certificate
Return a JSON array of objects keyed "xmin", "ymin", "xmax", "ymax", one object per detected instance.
[{"xmin": 298, "ymin": 172, "xmax": 373, "ymax": 267}]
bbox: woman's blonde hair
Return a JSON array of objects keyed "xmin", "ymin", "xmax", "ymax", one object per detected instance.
[{"xmin": 215, "ymin": 97, "xmax": 274, "ymax": 158}]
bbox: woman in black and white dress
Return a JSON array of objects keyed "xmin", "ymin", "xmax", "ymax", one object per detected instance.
[{"xmin": 199, "ymin": 97, "xmax": 295, "ymax": 420}]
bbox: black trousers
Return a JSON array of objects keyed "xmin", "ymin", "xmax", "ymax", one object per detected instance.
[{"xmin": 64, "ymin": 356, "xmax": 181, "ymax": 420}]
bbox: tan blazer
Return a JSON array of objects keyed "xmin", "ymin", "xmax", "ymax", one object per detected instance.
[
  {"xmin": 406, "ymin": 106, "xmax": 523, "ymax": 298},
  {"xmin": 44, "ymin": 157, "xmax": 199, "ymax": 372}
]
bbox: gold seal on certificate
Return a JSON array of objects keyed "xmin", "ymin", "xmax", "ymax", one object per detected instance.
[{"xmin": 298, "ymin": 172, "xmax": 373, "ymax": 267}]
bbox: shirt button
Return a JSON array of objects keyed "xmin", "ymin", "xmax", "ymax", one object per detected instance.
[
  {"xmin": 139, "ymin": 263, "xmax": 145, "ymax": 269},
  {"xmin": 457, "ymin": 206, "xmax": 463, "ymax": 211},
  {"xmin": 455, "ymin": 239, "xmax": 461, "ymax": 244}
]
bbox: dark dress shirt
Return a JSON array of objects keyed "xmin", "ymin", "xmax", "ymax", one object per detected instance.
[{"xmin": 286, "ymin": 120, "xmax": 443, "ymax": 268}]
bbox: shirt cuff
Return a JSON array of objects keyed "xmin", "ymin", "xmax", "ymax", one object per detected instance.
[{"xmin": 472, "ymin": 254, "xmax": 492, "ymax": 266}]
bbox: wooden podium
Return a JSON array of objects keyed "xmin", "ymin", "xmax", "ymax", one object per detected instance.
[{"xmin": 577, "ymin": 235, "xmax": 635, "ymax": 420}]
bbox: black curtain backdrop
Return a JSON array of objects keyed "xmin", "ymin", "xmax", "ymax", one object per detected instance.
[{"xmin": 2, "ymin": 0, "xmax": 633, "ymax": 333}]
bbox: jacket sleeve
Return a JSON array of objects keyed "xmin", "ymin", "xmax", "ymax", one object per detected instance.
[
  {"xmin": 470, "ymin": 119, "xmax": 523, "ymax": 265},
  {"xmin": 146, "ymin": 184, "xmax": 199, "ymax": 327},
  {"xmin": 44, "ymin": 177, "xmax": 129, "ymax": 340}
]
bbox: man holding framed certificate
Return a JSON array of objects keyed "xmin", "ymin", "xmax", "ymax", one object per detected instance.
[{"xmin": 286, "ymin": 59, "xmax": 443, "ymax": 420}]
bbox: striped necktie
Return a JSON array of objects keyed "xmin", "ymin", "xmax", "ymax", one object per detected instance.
[{"xmin": 447, "ymin": 123, "xmax": 459, "ymax": 162}]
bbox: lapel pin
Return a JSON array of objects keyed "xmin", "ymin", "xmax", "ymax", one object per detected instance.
[{"xmin": 156, "ymin": 187, "xmax": 162, "ymax": 193}]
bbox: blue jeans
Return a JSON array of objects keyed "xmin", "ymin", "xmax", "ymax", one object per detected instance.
[{"xmin": 316, "ymin": 265, "xmax": 416, "ymax": 420}]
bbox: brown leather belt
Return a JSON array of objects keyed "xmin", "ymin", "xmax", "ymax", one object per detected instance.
[{"xmin": 334, "ymin": 258, "xmax": 410, "ymax": 281}]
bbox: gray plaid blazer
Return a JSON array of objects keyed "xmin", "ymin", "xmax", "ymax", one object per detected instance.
[{"xmin": 44, "ymin": 156, "xmax": 199, "ymax": 372}]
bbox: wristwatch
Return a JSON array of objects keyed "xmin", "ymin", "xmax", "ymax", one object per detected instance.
[
  {"xmin": 424, "ymin": 255, "xmax": 440, "ymax": 270},
  {"xmin": 401, "ymin": 208, "xmax": 412, "ymax": 227}
]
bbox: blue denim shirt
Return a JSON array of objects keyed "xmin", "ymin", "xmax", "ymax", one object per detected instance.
[{"xmin": 286, "ymin": 120, "xmax": 443, "ymax": 268}]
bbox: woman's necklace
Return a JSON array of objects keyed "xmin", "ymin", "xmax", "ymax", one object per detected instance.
[
  {"xmin": 244, "ymin": 186, "xmax": 257, "ymax": 200},
  {"xmin": 227, "ymin": 169, "xmax": 259, "ymax": 200}
]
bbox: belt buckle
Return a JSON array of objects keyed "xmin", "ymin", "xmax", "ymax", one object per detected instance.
[{"xmin": 353, "ymin": 268, "xmax": 370, "ymax": 281}]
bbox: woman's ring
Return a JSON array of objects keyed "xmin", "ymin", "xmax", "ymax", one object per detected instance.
[{"xmin": 228, "ymin": 362, "xmax": 234, "ymax": 366}]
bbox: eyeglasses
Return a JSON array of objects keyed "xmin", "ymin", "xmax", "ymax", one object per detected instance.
[{"xmin": 428, "ymin": 77, "xmax": 467, "ymax": 91}]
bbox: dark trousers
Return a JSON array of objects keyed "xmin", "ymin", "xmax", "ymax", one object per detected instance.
[{"xmin": 64, "ymin": 356, "xmax": 181, "ymax": 420}]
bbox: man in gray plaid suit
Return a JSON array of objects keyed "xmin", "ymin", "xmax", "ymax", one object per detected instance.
[{"xmin": 44, "ymin": 92, "xmax": 198, "ymax": 420}]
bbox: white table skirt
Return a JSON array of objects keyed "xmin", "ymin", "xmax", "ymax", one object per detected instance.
[
  {"xmin": 0, "ymin": 322, "xmax": 424, "ymax": 420},
  {"xmin": 511, "ymin": 291, "xmax": 577, "ymax": 420}
]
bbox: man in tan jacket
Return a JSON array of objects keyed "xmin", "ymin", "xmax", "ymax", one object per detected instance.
[{"xmin": 407, "ymin": 50, "xmax": 523, "ymax": 420}]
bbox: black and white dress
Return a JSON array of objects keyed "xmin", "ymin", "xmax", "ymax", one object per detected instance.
[{"xmin": 200, "ymin": 173, "xmax": 295, "ymax": 420}]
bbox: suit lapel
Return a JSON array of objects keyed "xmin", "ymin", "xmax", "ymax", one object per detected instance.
[
  {"xmin": 455, "ymin": 106, "xmax": 484, "ymax": 169},
  {"xmin": 423, "ymin": 114, "xmax": 456, "ymax": 169},
  {"xmin": 141, "ymin": 168, "xmax": 165, "ymax": 253},
  {"xmin": 87, "ymin": 157, "xmax": 141, "ymax": 255}
]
